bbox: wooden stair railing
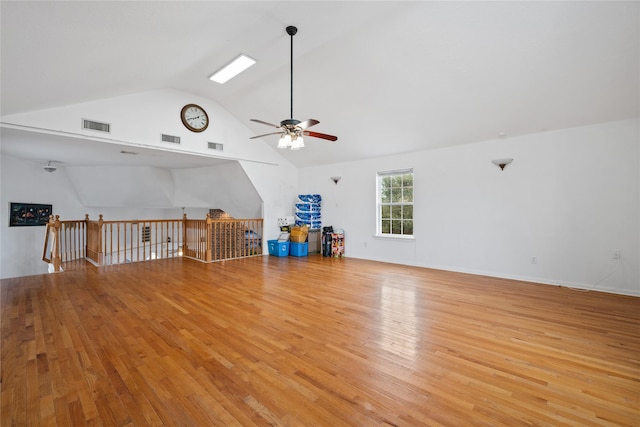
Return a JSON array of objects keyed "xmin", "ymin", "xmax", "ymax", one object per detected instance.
[
  {"xmin": 42, "ymin": 215, "xmax": 87, "ymax": 272},
  {"xmin": 86, "ymin": 215, "xmax": 185, "ymax": 265},
  {"xmin": 183, "ymin": 213, "xmax": 263, "ymax": 262},
  {"xmin": 44, "ymin": 214, "xmax": 264, "ymax": 270},
  {"xmin": 42, "ymin": 215, "xmax": 62, "ymax": 272}
]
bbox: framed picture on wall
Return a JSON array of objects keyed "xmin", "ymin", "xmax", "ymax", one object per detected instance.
[{"xmin": 9, "ymin": 202, "xmax": 52, "ymax": 227}]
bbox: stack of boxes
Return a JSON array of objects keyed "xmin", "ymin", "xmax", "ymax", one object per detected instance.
[
  {"xmin": 295, "ymin": 194, "xmax": 322, "ymax": 231},
  {"xmin": 296, "ymin": 194, "xmax": 321, "ymax": 254}
]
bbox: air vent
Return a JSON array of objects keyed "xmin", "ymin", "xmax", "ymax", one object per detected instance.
[
  {"xmin": 208, "ymin": 142, "xmax": 223, "ymax": 151},
  {"xmin": 162, "ymin": 134, "xmax": 181, "ymax": 144},
  {"xmin": 82, "ymin": 119, "xmax": 110, "ymax": 133}
]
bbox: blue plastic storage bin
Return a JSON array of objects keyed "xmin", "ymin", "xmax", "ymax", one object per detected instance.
[
  {"xmin": 289, "ymin": 242, "xmax": 308, "ymax": 257},
  {"xmin": 268, "ymin": 240, "xmax": 290, "ymax": 257}
]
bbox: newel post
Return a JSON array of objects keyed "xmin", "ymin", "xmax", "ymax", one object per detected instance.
[
  {"xmin": 51, "ymin": 215, "xmax": 62, "ymax": 272},
  {"xmin": 84, "ymin": 214, "xmax": 90, "ymax": 258},
  {"xmin": 205, "ymin": 213, "xmax": 213, "ymax": 262}
]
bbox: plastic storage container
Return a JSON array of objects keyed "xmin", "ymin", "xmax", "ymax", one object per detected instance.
[
  {"xmin": 289, "ymin": 242, "xmax": 308, "ymax": 257},
  {"xmin": 268, "ymin": 240, "xmax": 290, "ymax": 257}
]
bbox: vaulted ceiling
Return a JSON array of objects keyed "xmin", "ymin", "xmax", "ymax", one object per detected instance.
[{"xmin": 1, "ymin": 1, "xmax": 638, "ymax": 168}]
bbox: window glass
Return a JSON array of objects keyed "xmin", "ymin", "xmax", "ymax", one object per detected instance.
[{"xmin": 377, "ymin": 170, "xmax": 413, "ymax": 237}]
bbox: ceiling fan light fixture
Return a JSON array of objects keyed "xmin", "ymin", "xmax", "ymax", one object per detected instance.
[
  {"xmin": 278, "ymin": 133, "xmax": 292, "ymax": 149},
  {"xmin": 209, "ymin": 54, "xmax": 256, "ymax": 84},
  {"xmin": 290, "ymin": 135, "xmax": 304, "ymax": 150}
]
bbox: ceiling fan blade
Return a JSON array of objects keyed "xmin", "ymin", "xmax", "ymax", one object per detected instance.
[
  {"xmin": 250, "ymin": 131, "xmax": 284, "ymax": 139},
  {"xmin": 303, "ymin": 131, "xmax": 338, "ymax": 142},
  {"xmin": 297, "ymin": 119, "xmax": 320, "ymax": 130},
  {"xmin": 250, "ymin": 119, "xmax": 281, "ymax": 128}
]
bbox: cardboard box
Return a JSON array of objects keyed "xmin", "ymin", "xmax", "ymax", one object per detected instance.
[{"xmin": 289, "ymin": 225, "xmax": 309, "ymax": 243}]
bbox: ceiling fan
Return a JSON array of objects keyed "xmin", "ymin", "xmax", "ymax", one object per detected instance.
[{"xmin": 250, "ymin": 25, "xmax": 338, "ymax": 150}]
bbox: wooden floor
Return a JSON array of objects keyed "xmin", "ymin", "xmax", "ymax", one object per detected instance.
[{"xmin": 2, "ymin": 255, "xmax": 639, "ymax": 426}]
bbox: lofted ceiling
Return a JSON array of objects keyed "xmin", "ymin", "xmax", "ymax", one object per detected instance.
[{"xmin": 1, "ymin": 1, "xmax": 638, "ymax": 169}]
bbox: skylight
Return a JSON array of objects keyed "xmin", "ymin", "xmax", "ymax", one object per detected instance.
[{"xmin": 209, "ymin": 54, "xmax": 256, "ymax": 84}]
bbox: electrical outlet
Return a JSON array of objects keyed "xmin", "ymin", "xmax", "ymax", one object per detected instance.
[{"xmin": 612, "ymin": 251, "xmax": 621, "ymax": 260}]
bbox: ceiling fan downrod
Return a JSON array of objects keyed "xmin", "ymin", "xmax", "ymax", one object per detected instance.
[
  {"xmin": 248, "ymin": 25, "xmax": 338, "ymax": 144},
  {"xmin": 286, "ymin": 26, "xmax": 297, "ymax": 121}
]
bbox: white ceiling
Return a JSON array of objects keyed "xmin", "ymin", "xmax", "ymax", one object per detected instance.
[{"xmin": 1, "ymin": 1, "xmax": 638, "ymax": 169}]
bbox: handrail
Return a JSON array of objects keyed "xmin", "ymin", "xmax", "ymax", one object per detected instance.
[{"xmin": 41, "ymin": 213, "xmax": 264, "ymax": 269}]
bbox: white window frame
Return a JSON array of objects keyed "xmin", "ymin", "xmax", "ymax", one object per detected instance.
[{"xmin": 376, "ymin": 169, "xmax": 414, "ymax": 239}]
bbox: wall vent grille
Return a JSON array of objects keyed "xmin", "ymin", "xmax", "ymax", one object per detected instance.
[
  {"xmin": 208, "ymin": 142, "xmax": 223, "ymax": 151},
  {"xmin": 82, "ymin": 119, "xmax": 110, "ymax": 133},
  {"xmin": 162, "ymin": 134, "xmax": 181, "ymax": 144}
]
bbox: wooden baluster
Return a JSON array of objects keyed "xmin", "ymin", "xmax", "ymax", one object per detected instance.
[
  {"xmin": 107, "ymin": 223, "xmax": 112, "ymax": 265},
  {"xmin": 202, "ymin": 220, "xmax": 207, "ymax": 260},
  {"xmin": 80, "ymin": 221, "xmax": 84, "ymax": 258},
  {"xmin": 170, "ymin": 220, "xmax": 173, "ymax": 258},
  {"xmin": 84, "ymin": 214, "xmax": 90, "ymax": 262},
  {"xmin": 168, "ymin": 220, "xmax": 172, "ymax": 258},
  {"xmin": 155, "ymin": 221, "xmax": 158, "ymax": 259},
  {"xmin": 182, "ymin": 213, "xmax": 188, "ymax": 258},
  {"xmin": 142, "ymin": 221, "xmax": 146, "ymax": 261},
  {"xmin": 231, "ymin": 221, "xmax": 235, "ymax": 258},
  {"xmin": 71, "ymin": 223, "xmax": 75, "ymax": 261},
  {"xmin": 97, "ymin": 214, "xmax": 104, "ymax": 265},
  {"xmin": 77, "ymin": 221, "xmax": 80, "ymax": 260},
  {"xmin": 223, "ymin": 221, "xmax": 227, "ymax": 260}
]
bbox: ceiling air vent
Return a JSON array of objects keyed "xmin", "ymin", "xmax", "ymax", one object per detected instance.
[
  {"xmin": 82, "ymin": 118, "xmax": 110, "ymax": 133},
  {"xmin": 208, "ymin": 142, "xmax": 223, "ymax": 151},
  {"xmin": 162, "ymin": 134, "xmax": 181, "ymax": 144}
]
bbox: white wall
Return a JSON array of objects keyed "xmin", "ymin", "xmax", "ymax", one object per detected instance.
[
  {"xmin": 1, "ymin": 156, "xmax": 84, "ymax": 278},
  {"xmin": 299, "ymin": 119, "xmax": 640, "ymax": 296},
  {"xmin": 1, "ymin": 89, "xmax": 280, "ymax": 164},
  {"xmin": 171, "ymin": 162, "xmax": 263, "ymax": 218}
]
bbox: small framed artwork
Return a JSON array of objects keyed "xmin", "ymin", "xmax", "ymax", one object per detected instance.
[{"xmin": 9, "ymin": 202, "xmax": 52, "ymax": 227}]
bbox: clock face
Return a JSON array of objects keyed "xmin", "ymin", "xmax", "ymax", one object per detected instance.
[{"xmin": 181, "ymin": 104, "xmax": 209, "ymax": 132}]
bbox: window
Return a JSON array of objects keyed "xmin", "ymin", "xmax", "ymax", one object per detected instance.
[{"xmin": 377, "ymin": 169, "xmax": 413, "ymax": 237}]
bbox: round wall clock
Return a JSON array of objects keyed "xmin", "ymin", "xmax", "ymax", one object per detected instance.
[{"xmin": 180, "ymin": 104, "xmax": 209, "ymax": 132}]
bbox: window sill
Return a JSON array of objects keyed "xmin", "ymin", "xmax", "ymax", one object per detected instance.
[{"xmin": 373, "ymin": 234, "xmax": 415, "ymax": 241}]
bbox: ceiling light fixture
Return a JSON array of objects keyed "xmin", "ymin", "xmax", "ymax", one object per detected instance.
[
  {"xmin": 209, "ymin": 54, "xmax": 256, "ymax": 84},
  {"xmin": 43, "ymin": 161, "xmax": 57, "ymax": 173},
  {"xmin": 492, "ymin": 158, "xmax": 513, "ymax": 170}
]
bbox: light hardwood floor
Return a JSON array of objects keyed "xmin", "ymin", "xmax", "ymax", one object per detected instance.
[{"xmin": 2, "ymin": 255, "xmax": 639, "ymax": 426}]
